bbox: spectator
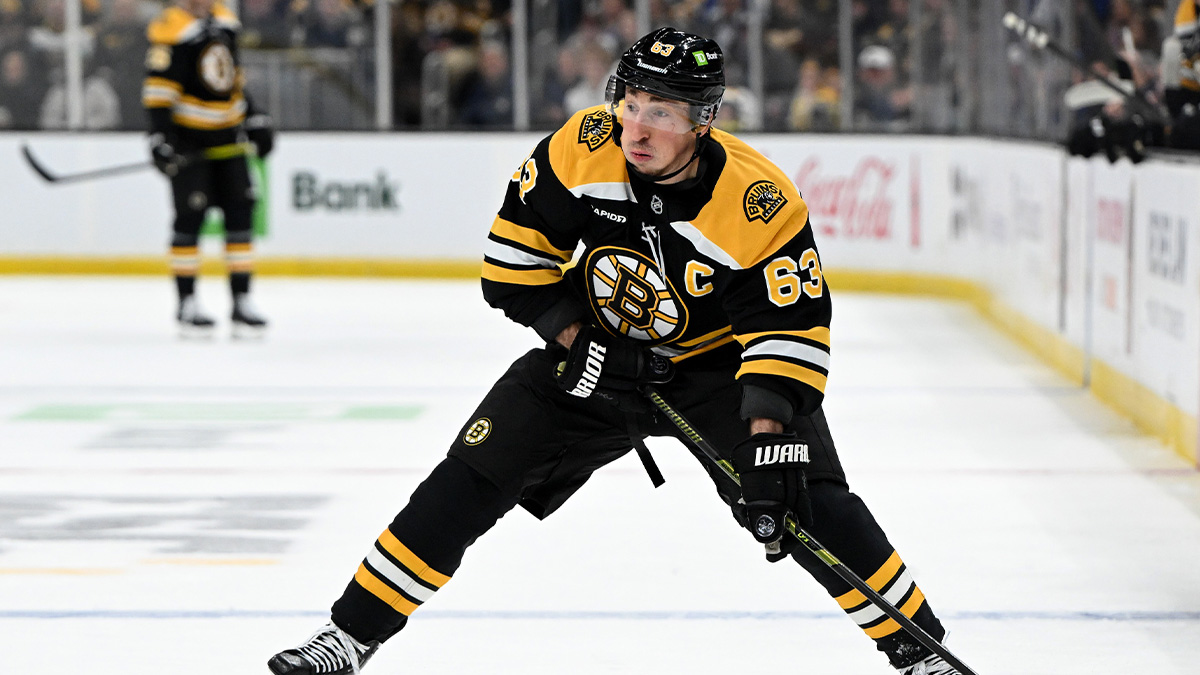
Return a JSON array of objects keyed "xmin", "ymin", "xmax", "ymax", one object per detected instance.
[
  {"xmin": 305, "ymin": 0, "xmax": 366, "ymax": 48},
  {"xmin": 854, "ymin": 44, "xmax": 911, "ymax": 130},
  {"xmin": 563, "ymin": 38, "xmax": 611, "ymax": 115},
  {"xmin": 95, "ymin": 0, "xmax": 147, "ymax": 128},
  {"xmin": 537, "ymin": 42, "xmax": 580, "ymax": 127},
  {"xmin": 39, "ymin": 66, "xmax": 121, "ymax": 129},
  {"xmin": 457, "ymin": 39, "xmax": 512, "ymax": 127},
  {"xmin": 241, "ymin": 0, "xmax": 296, "ymax": 48},
  {"xmin": 0, "ymin": 48, "xmax": 43, "ymax": 128},
  {"xmin": 788, "ymin": 56, "xmax": 839, "ymax": 131}
]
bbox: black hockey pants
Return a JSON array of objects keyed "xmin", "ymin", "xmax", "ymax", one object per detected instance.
[{"xmin": 330, "ymin": 347, "xmax": 945, "ymax": 669}]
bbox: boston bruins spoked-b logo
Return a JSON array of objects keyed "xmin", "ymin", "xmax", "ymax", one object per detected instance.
[
  {"xmin": 743, "ymin": 180, "xmax": 788, "ymax": 224},
  {"xmin": 585, "ymin": 247, "xmax": 688, "ymax": 343},
  {"xmin": 578, "ymin": 110, "xmax": 613, "ymax": 152},
  {"xmin": 198, "ymin": 42, "xmax": 236, "ymax": 96},
  {"xmin": 463, "ymin": 417, "xmax": 492, "ymax": 445}
]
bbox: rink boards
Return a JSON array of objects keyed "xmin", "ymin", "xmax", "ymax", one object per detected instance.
[{"xmin": 0, "ymin": 131, "xmax": 1197, "ymax": 463}]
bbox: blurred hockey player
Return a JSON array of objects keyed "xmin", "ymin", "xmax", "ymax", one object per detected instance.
[
  {"xmin": 142, "ymin": 0, "xmax": 274, "ymax": 336},
  {"xmin": 268, "ymin": 28, "xmax": 963, "ymax": 675},
  {"xmin": 1164, "ymin": 0, "xmax": 1200, "ymax": 149}
]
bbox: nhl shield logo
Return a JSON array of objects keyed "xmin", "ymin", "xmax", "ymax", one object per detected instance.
[
  {"xmin": 743, "ymin": 180, "xmax": 788, "ymax": 224},
  {"xmin": 578, "ymin": 110, "xmax": 614, "ymax": 152}
]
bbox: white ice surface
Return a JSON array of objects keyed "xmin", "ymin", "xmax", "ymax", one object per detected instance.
[{"xmin": 0, "ymin": 277, "xmax": 1198, "ymax": 674}]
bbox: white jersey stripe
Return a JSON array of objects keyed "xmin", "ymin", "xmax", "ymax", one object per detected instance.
[
  {"xmin": 741, "ymin": 339, "xmax": 831, "ymax": 370},
  {"xmin": 668, "ymin": 221, "xmax": 743, "ymax": 270},
  {"xmin": 568, "ymin": 182, "xmax": 635, "ymax": 202},
  {"xmin": 365, "ymin": 547, "xmax": 438, "ymax": 603},
  {"xmin": 483, "ymin": 239, "xmax": 561, "ymax": 268}
]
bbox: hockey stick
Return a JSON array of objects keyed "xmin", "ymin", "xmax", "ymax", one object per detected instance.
[
  {"xmin": 641, "ymin": 386, "xmax": 981, "ymax": 675},
  {"xmin": 20, "ymin": 142, "xmax": 254, "ymax": 185},
  {"xmin": 1002, "ymin": 11, "xmax": 1170, "ymax": 125}
]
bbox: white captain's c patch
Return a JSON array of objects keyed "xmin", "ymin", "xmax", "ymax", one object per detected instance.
[{"xmin": 585, "ymin": 247, "xmax": 688, "ymax": 343}]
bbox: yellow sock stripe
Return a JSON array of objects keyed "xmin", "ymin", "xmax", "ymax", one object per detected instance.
[
  {"xmin": 834, "ymin": 551, "xmax": 903, "ymax": 610},
  {"xmin": 861, "ymin": 586, "xmax": 927, "ymax": 639},
  {"xmin": 225, "ymin": 243, "xmax": 253, "ymax": 253},
  {"xmin": 376, "ymin": 528, "xmax": 451, "ymax": 588},
  {"xmin": 353, "ymin": 564, "xmax": 421, "ymax": 615}
]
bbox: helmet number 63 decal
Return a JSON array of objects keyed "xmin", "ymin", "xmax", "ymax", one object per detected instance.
[
  {"xmin": 650, "ymin": 41, "xmax": 675, "ymax": 56},
  {"xmin": 764, "ymin": 249, "xmax": 823, "ymax": 307}
]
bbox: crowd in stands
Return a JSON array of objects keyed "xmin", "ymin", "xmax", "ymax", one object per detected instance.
[{"xmin": 0, "ymin": 0, "xmax": 1187, "ymax": 137}]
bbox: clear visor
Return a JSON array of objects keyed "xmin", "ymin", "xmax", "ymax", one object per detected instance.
[{"xmin": 605, "ymin": 77, "xmax": 711, "ymax": 134}]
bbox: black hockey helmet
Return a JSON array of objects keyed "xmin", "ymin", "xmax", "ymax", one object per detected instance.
[{"xmin": 606, "ymin": 27, "xmax": 725, "ymax": 129}]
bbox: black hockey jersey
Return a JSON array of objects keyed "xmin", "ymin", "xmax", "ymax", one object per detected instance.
[
  {"xmin": 482, "ymin": 106, "xmax": 832, "ymax": 419},
  {"xmin": 142, "ymin": 3, "xmax": 247, "ymax": 135}
]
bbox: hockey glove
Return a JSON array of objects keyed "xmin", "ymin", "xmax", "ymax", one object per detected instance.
[
  {"xmin": 245, "ymin": 113, "xmax": 275, "ymax": 158},
  {"xmin": 731, "ymin": 432, "xmax": 813, "ymax": 563},
  {"xmin": 149, "ymin": 133, "xmax": 181, "ymax": 177},
  {"xmin": 556, "ymin": 324, "xmax": 672, "ymax": 408}
]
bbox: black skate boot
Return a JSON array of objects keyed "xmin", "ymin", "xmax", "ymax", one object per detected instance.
[
  {"xmin": 268, "ymin": 621, "xmax": 378, "ymax": 675},
  {"xmin": 231, "ymin": 292, "xmax": 268, "ymax": 338},
  {"xmin": 176, "ymin": 295, "xmax": 215, "ymax": 338}
]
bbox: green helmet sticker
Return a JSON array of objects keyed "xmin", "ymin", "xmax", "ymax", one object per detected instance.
[{"xmin": 693, "ymin": 51, "xmax": 708, "ymax": 66}]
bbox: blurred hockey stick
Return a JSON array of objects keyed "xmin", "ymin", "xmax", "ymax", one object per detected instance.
[
  {"xmin": 641, "ymin": 386, "xmax": 981, "ymax": 675},
  {"xmin": 1002, "ymin": 11, "xmax": 1170, "ymax": 125},
  {"xmin": 20, "ymin": 142, "xmax": 254, "ymax": 185}
]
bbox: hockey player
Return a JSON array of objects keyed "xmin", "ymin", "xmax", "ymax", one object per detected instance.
[
  {"xmin": 142, "ymin": 0, "xmax": 273, "ymax": 336},
  {"xmin": 1165, "ymin": 0, "xmax": 1200, "ymax": 148},
  {"xmin": 268, "ymin": 28, "xmax": 962, "ymax": 675}
]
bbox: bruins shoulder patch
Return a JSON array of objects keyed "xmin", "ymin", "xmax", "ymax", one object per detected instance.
[
  {"xmin": 743, "ymin": 180, "xmax": 788, "ymax": 224},
  {"xmin": 577, "ymin": 110, "xmax": 614, "ymax": 152}
]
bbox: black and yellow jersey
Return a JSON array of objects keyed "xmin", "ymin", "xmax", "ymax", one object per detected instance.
[
  {"xmin": 482, "ymin": 106, "xmax": 832, "ymax": 418},
  {"xmin": 142, "ymin": 3, "xmax": 247, "ymax": 134},
  {"xmin": 1177, "ymin": 1, "xmax": 1200, "ymax": 91}
]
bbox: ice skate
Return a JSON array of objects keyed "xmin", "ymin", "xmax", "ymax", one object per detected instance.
[
  {"xmin": 231, "ymin": 292, "xmax": 268, "ymax": 339},
  {"xmin": 268, "ymin": 621, "xmax": 378, "ymax": 675},
  {"xmin": 176, "ymin": 295, "xmax": 215, "ymax": 338},
  {"xmin": 897, "ymin": 653, "xmax": 959, "ymax": 675}
]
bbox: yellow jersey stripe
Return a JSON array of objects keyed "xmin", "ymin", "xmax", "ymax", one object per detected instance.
[
  {"xmin": 354, "ymin": 564, "xmax": 421, "ymax": 615},
  {"xmin": 481, "ymin": 261, "xmax": 563, "ymax": 286},
  {"xmin": 736, "ymin": 327, "xmax": 830, "ymax": 347},
  {"xmin": 736, "ymin": 359, "xmax": 828, "ymax": 392},
  {"xmin": 678, "ymin": 325, "xmax": 733, "ymax": 348},
  {"xmin": 834, "ymin": 551, "xmax": 903, "ymax": 609},
  {"xmin": 490, "ymin": 217, "xmax": 573, "ymax": 262},
  {"xmin": 671, "ymin": 335, "xmax": 737, "ymax": 363},
  {"xmin": 377, "ymin": 528, "xmax": 451, "ymax": 588}
]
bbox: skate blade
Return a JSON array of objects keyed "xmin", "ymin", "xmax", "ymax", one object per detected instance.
[
  {"xmin": 178, "ymin": 322, "xmax": 217, "ymax": 340},
  {"xmin": 231, "ymin": 322, "xmax": 267, "ymax": 340}
]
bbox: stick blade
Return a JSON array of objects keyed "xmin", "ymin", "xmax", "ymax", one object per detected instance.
[{"xmin": 20, "ymin": 144, "xmax": 58, "ymax": 182}]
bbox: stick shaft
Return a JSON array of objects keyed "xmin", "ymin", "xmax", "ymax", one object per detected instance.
[
  {"xmin": 642, "ymin": 387, "xmax": 980, "ymax": 675},
  {"xmin": 21, "ymin": 142, "xmax": 254, "ymax": 184}
]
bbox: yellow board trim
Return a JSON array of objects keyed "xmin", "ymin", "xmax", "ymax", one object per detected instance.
[{"xmin": 377, "ymin": 528, "xmax": 451, "ymax": 587}]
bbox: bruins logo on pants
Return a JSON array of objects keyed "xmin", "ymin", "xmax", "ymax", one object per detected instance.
[{"xmin": 584, "ymin": 247, "xmax": 687, "ymax": 343}]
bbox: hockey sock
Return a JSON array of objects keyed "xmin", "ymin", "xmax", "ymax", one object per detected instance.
[
  {"xmin": 331, "ymin": 456, "xmax": 520, "ymax": 644},
  {"xmin": 174, "ymin": 273, "xmax": 196, "ymax": 301},
  {"xmin": 790, "ymin": 481, "xmax": 946, "ymax": 669}
]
